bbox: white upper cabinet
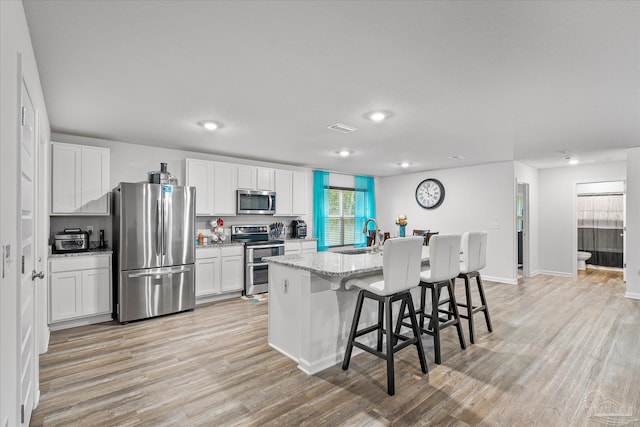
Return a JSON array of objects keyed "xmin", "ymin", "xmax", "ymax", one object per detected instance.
[
  {"xmin": 237, "ymin": 166, "xmax": 274, "ymax": 191},
  {"xmin": 292, "ymin": 171, "xmax": 308, "ymax": 216},
  {"xmin": 256, "ymin": 168, "xmax": 275, "ymax": 191},
  {"xmin": 186, "ymin": 158, "xmax": 215, "ymax": 215},
  {"xmin": 186, "ymin": 159, "xmax": 237, "ymax": 216},
  {"xmin": 213, "ymin": 162, "xmax": 237, "ymax": 215},
  {"xmin": 51, "ymin": 142, "xmax": 110, "ymax": 215},
  {"xmin": 237, "ymin": 166, "xmax": 256, "ymax": 190},
  {"xmin": 274, "ymin": 170, "xmax": 292, "ymax": 216}
]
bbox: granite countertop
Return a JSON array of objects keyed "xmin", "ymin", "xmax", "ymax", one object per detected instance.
[
  {"xmin": 264, "ymin": 246, "xmax": 429, "ymax": 277},
  {"xmin": 49, "ymin": 248, "xmax": 113, "ymax": 258},
  {"xmin": 283, "ymin": 237, "xmax": 318, "ymax": 242},
  {"xmin": 196, "ymin": 241, "xmax": 245, "ymax": 249}
]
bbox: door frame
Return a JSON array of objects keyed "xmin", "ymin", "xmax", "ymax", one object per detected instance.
[
  {"xmin": 516, "ymin": 181, "xmax": 531, "ymax": 278},
  {"xmin": 574, "ymin": 180, "xmax": 626, "ymax": 275}
]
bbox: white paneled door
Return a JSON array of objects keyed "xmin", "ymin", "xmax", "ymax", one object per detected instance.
[{"xmin": 19, "ymin": 79, "xmax": 40, "ymax": 426}]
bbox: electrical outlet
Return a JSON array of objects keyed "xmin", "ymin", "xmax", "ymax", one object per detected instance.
[{"xmin": 87, "ymin": 226, "xmax": 94, "ymax": 235}]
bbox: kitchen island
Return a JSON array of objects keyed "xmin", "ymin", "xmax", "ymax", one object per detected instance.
[{"xmin": 264, "ymin": 247, "xmax": 429, "ymax": 374}]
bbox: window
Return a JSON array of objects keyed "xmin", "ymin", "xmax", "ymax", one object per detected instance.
[{"xmin": 328, "ymin": 187, "xmax": 355, "ymax": 247}]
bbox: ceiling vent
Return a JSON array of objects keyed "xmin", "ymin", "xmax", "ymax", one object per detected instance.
[{"xmin": 328, "ymin": 123, "xmax": 357, "ymax": 133}]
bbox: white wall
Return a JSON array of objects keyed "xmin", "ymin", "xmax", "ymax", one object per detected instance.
[
  {"xmin": 515, "ymin": 162, "xmax": 540, "ymax": 275},
  {"xmin": 1, "ymin": 1, "xmax": 51, "ymax": 424},
  {"xmin": 378, "ymin": 162, "xmax": 516, "ymax": 284},
  {"xmin": 625, "ymin": 148, "xmax": 640, "ymax": 300},
  {"xmin": 538, "ymin": 162, "xmax": 626, "ymax": 276}
]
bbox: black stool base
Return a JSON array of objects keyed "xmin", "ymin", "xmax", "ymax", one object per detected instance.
[
  {"xmin": 456, "ymin": 271, "xmax": 492, "ymax": 344},
  {"xmin": 410, "ymin": 279, "xmax": 466, "ymax": 364},
  {"xmin": 342, "ymin": 288, "xmax": 427, "ymax": 396}
]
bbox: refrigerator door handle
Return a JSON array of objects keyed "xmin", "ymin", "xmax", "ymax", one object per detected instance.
[
  {"xmin": 162, "ymin": 194, "xmax": 167, "ymax": 256},
  {"xmin": 156, "ymin": 199, "xmax": 162, "ymax": 256},
  {"xmin": 128, "ymin": 271, "xmax": 175, "ymax": 278},
  {"xmin": 127, "ymin": 265, "xmax": 194, "ymax": 278}
]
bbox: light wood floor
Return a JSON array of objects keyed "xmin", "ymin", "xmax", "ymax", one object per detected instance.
[{"xmin": 32, "ymin": 270, "xmax": 640, "ymax": 426}]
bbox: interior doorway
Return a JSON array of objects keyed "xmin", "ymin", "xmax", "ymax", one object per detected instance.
[
  {"xmin": 517, "ymin": 182, "xmax": 530, "ymax": 279},
  {"xmin": 576, "ymin": 181, "xmax": 625, "ymax": 275}
]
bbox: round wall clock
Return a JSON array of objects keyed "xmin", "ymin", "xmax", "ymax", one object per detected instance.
[{"xmin": 415, "ymin": 178, "xmax": 445, "ymax": 209}]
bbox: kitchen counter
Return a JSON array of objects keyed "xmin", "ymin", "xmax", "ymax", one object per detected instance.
[
  {"xmin": 195, "ymin": 241, "xmax": 244, "ymax": 249},
  {"xmin": 49, "ymin": 248, "xmax": 113, "ymax": 258},
  {"xmin": 265, "ymin": 246, "xmax": 429, "ymax": 279},
  {"xmin": 264, "ymin": 247, "xmax": 430, "ymax": 375}
]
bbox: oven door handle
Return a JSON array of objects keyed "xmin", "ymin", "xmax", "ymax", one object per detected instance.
[
  {"xmin": 248, "ymin": 262, "xmax": 269, "ymax": 268},
  {"xmin": 249, "ymin": 244, "xmax": 284, "ymax": 250}
]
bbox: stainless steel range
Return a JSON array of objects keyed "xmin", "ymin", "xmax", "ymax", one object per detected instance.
[{"xmin": 231, "ymin": 225, "xmax": 284, "ymax": 295}]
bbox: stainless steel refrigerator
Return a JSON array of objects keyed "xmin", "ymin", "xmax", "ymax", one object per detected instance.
[{"xmin": 112, "ymin": 182, "xmax": 196, "ymax": 323}]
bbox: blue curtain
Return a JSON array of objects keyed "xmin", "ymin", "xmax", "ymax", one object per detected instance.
[
  {"xmin": 313, "ymin": 170, "xmax": 330, "ymax": 251},
  {"xmin": 354, "ymin": 175, "xmax": 376, "ymax": 248}
]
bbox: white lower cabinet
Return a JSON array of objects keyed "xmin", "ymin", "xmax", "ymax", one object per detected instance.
[
  {"xmin": 196, "ymin": 245, "xmax": 244, "ymax": 301},
  {"xmin": 285, "ymin": 240, "xmax": 317, "ymax": 255},
  {"xmin": 49, "ymin": 254, "xmax": 112, "ymax": 329}
]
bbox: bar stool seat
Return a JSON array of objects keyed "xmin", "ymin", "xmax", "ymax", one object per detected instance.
[
  {"xmin": 341, "ymin": 236, "xmax": 427, "ymax": 396},
  {"xmin": 417, "ymin": 234, "xmax": 466, "ymax": 364},
  {"xmin": 456, "ymin": 231, "xmax": 492, "ymax": 344}
]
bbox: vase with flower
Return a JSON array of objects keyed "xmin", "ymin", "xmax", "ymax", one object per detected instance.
[{"xmin": 395, "ymin": 215, "xmax": 408, "ymax": 237}]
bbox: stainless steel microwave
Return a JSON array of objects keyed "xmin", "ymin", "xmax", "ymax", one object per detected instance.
[{"xmin": 237, "ymin": 190, "xmax": 276, "ymax": 215}]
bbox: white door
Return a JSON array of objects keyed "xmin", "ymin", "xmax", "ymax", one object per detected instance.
[{"xmin": 19, "ymin": 80, "xmax": 41, "ymax": 426}]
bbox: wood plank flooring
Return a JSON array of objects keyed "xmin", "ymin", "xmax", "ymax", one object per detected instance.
[{"xmin": 31, "ymin": 270, "xmax": 640, "ymax": 426}]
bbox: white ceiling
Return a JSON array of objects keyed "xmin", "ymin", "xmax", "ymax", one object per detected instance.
[{"xmin": 23, "ymin": 0, "xmax": 640, "ymax": 177}]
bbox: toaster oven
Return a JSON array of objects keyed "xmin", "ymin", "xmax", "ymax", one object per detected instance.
[{"xmin": 54, "ymin": 228, "xmax": 89, "ymax": 253}]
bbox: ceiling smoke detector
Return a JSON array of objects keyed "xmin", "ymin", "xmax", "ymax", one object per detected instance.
[{"xmin": 328, "ymin": 123, "xmax": 357, "ymax": 133}]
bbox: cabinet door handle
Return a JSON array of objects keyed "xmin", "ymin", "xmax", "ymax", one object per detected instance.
[{"xmin": 31, "ymin": 270, "xmax": 44, "ymax": 281}]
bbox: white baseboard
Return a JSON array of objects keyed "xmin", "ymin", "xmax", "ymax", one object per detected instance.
[
  {"xmin": 483, "ymin": 275, "xmax": 517, "ymax": 285},
  {"xmin": 49, "ymin": 313, "xmax": 113, "ymax": 331},
  {"xmin": 537, "ymin": 270, "xmax": 575, "ymax": 278},
  {"xmin": 624, "ymin": 291, "xmax": 640, "ymax": 300},
  {"xmin": 196, "ymin": 291, "xmax": 242, "ymax": 305}
]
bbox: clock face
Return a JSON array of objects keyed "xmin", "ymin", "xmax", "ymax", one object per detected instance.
[{"xmin": 415, "ymin": 179, "xmax": 445, "ymax": 209}]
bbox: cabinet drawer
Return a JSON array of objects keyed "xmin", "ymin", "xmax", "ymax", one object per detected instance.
[
  {"xmin": 196, "ymin": 247, "xmax": 221, "ymax": 260},
  {"xmin": 50, "ymin": 255, "xmax": 110, "ymax": 273},
  {"xmin": 221, "ymin": 245, "xmax": 243, "ymax": 257},
  {"xmin": 301, "ymin": 241, "xmax": 317, "ymax": 251}
]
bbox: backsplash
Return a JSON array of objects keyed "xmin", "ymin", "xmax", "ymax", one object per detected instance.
[
  {"xmin": 50, "ymin": 216, "xmax": 112, "ymax": 246},
  {"xmin": 50, "ymin": 214, "xmax": 309, "ymax": 248}
]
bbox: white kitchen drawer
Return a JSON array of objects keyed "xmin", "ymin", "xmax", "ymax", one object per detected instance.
[
  {"xmin": 301, "ymin": 241, "xmax": 317, "ymax": 251},
  {"xmin": 221, "ymin": 245, "xmax": 243, "ymax": 257},
  {"xmin": 196, "ymin": 247, "xmax": 221, "ymax": 260},
  {"xmin": 50, "ymin": 255, "xmax": 110, "ymax": 273}
]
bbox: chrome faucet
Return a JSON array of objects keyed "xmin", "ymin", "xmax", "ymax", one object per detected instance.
[{"xmin": 362, "ymin": 218, "xmax": 381, "ymax": 253}]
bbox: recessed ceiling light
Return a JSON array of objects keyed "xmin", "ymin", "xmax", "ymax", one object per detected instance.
[
  {"xmin": 365, "ymin": 110, "xmax": 393, "ymax": 122},
  {"xmin": 399, "ymin": 162, "xmax": 410, "ymax": 168},
  {"xmin": 449, "ymin": 155, "xmax": 466, "ymax": 160},
  {"xmin": 338, "ymin": 150, "xmax": 353, "ymax": 157},
  {"xmin": 569, "ymin": 159, "xmax": 579, "ymax": 165},
  {"xmin": 369, "ymin": 111, "xmax": 386, "ymax": 122},
  {"xmin": 199, "ymin": 120, "xmax": 222, "ymax": 131}
]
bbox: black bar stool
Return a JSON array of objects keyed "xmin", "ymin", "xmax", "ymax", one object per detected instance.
[
  {"xmin": 341, "ymin": 236, "xmax": 427, "ymax": 396},
  {"xmin": 416, "ymin": 234, "xmax": 466, "ymax": 364},
  {"xmin": 456, "ymin": 231, "xmax": 492, "ymax": 344}
]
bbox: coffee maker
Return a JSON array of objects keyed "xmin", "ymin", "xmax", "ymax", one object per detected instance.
[{"xmin": 290, "ymin": 220, "xmax": 307, "ymax": 239}]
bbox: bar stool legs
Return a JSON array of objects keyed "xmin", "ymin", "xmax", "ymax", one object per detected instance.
[
  {"xmin": 418, "ymin": 279, "xmax": 466, "ymax": 364},
  {"xmin": 342, "ymin": 289, "xmax": 427, "ymax": 396},
  {"xmin": 457, "ymin": 271, "xmax": 493, "ymax": 344}
]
